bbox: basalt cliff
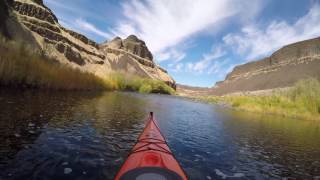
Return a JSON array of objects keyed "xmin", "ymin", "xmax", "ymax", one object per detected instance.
[
  {"xmin": 0, "ymin": 0, "xmax": 175, "ymax": 88},
  {"xmin": 210, "ymin": 37, "xmax": 320, "ymax": 95}
]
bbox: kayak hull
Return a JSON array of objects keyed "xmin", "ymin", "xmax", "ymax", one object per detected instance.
[{"xmin": 115, "ymin": 113, "xmax": 187, "ymax": 180}]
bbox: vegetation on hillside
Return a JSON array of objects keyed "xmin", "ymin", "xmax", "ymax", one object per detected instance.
[
  {"xmin": 0, "ymin": 37, "xmax": 175, "ymax": 94},
  {"xmin": 200, "ymin": 78, "xmax": 320, "ymax": 120},
  {"xmin": 108, "ymin": 73, "xmax": 175, "ymax": 94}
]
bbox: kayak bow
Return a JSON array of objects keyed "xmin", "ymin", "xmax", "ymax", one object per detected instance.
[{"xmin": 115, "ymin": 112, "xmax": 188, "ymax": 180}]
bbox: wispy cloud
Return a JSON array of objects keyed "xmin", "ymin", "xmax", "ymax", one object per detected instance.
[
  {"xmin": 74, "ymin": 19, "xmax": 112, "ymax": 39},
  {"xmin": 170, "ymin": 47, "xmax": 226, "ymax": 74},
  {"xmin": 44, "ymin": 0, "xmax": 119, "ymax": 24},
  {"xmin": 57, "ymin": 18, "xmax": 112, "ymax": 40},
  {"xmin": 112, "ymin": 0, "xmax": 263, "ymax": 58},
  {"xmin": 171, "ymin": 63, "xmax": 185, "ymax": 72},
  {"xmin": 223, "ymin": 3, "xmax": 320, "ymax": 60},
  {"xmin": 44, "ymin": 0, "xmax": 117, "ymax": 41},
  {"xmin": 187, "ymin": 47, "xmax": 226, "ymax": 73},
  {"xmin": 157, "ymin": 49, "xmax": 186, "ymax": 62},
  {"xmin": 155, "ymin": 40, "xmax": 196, "ymax": 62}
]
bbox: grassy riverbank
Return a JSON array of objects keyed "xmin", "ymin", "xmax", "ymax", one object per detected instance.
[
  {"xmin": 107, "ymin": 73, "xmax": 175, "ymax": 94},
  {"xmin": 200, "ymin": 78, "xmax": 320, "ymax": 121},
  {"xmin": 0, "ymin": 37, "xmax": 174, "ymax": 94}
]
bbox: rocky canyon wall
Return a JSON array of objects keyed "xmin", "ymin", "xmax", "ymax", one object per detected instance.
[
  {"xmin": 1, "ymin": 0, "xmax": 175, "ymax": 88},
  {"xmin": 211, "ymin": 37, "xmax": 320, "ymax": 95}
]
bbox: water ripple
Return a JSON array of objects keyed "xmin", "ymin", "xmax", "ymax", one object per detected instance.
[{"xmin": 0, "ymin": 90, "xmax": 319, "ymax": 179}]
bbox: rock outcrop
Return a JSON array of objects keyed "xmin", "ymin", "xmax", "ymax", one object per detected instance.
[
  {"xmin": 1, "ymin": 0, "xmax": 175, "ymax": 88},
  {"xmin": 122, "ymin": 35, "xmax": 153, "ymax": 61},
  {"xmin": 101, "ymin": 35, "xmax": 153, "ymax": 61},
  {"xmin": 211, "ymin": 37, "xmax": 320, "ymax": 95},
  {"xmin": 100, "ymin": 36, "xmax": 175, "ymax": 87}
]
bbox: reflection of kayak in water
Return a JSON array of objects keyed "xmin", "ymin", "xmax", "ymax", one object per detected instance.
[{"xmin": 115, "ymin": 112, "xmax": 188, "ymax": 180}]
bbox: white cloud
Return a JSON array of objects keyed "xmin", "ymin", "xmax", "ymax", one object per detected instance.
[
  {"xmin": 207, "ymin": 60, "xmax": 236, "ymax": 80},
  {"xmin": 171, "ymin": 63, "xmax": 185, "ymax": 72},
  {"xmin": 169, "ymin": 46, "xmax": 227, "ymax": 75},
  {"xmin": 44, "ymin": 0, "xmax": 118, "ymax": 41},
  {"xmin": 187, "ymin": 47, "xmax": 226, "ymax": 73},
  {"xmin": 156, "ymin": 49, "xmax": 186, "ymax": 62},
  {"xmin": 44, "ymin": 0, "xmax": 118, "ymax": 25},
  {"xmin": 45, "ymin": 0, "xmax": 82, "ymax": 15},
  {"xmin": 223, "ymin": 3, "xmax": 320, "ymax": 60},
  {"xmin": 74, "ymin": 19, "xmax": 112, "ymax": 39},
  {"xmin": 155, "ymin": 40, "xmax": 196, "ymax": 62},
  {"xmin": 112, "ymin": 0, "xmax": 263, "ymax": 56}
]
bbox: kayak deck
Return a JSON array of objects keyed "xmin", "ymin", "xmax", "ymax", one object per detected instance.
[{"xmin": 115, "ymin": 112, "xmax": 187, "ymax": 180}]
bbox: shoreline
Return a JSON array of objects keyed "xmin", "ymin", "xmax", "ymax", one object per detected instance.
[
  {"xmin": 177, "ymin": 79, "xmax": 320, "ymax": 121},
  {"xmin": 183, "ymin": 95, "xmax": 320, "ymax": 121}
]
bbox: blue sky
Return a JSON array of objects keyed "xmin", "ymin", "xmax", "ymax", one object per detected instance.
[{"xmin": 44, "ymin": 0, "xmax": 320, "ymax": 87}]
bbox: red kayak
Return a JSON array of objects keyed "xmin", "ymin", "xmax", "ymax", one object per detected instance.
[{"xmin": 115, "ymin": 112, "xmax": 188, "ymax": 180}]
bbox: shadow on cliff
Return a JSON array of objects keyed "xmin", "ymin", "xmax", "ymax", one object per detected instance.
[{"xmin": 0, "ymin": 0, "xmax": 40, "ymax": 48}]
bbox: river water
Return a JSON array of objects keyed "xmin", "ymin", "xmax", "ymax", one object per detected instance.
[{"xmin": 0, "ymin": 90, "xmax": 319, "ymax": 180}]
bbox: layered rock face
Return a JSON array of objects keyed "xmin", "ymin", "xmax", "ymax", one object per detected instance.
[
  {"xmin": 104, "ymin": 35, "xmax": 153, "ymax": 61},
  {"xmin": 100, "ymin": 36, "xmax": 175, "ymax": 88},
  {"xmin": 1, "ymin": 0, "xmax": 175, "ymax": 88},
  {"xmin": 211, "ymin": 37, "xmax": 320, "ymax": 95}
]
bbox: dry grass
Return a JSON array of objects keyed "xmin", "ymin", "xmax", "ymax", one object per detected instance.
[
  {"xmin": 0, "ymin": 38, "xmax": 108, "ymax": 90},
  {"xmin": 200, "ymin": 78, "xmax": 320, "ymax": 121},
  {"xmin": 0, "ymin": 37, "xmax": 175, "ymax": 94}
]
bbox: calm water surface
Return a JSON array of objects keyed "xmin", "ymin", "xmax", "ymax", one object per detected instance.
[{"xmin": 0, "ymin": 90, "xmax": 319, "ymax": 180}]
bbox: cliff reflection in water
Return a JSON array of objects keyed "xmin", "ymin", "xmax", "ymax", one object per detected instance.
[
  {"xmin": 222, "ymin": 111, "xmax": 320, "ymax": 178},
  {"xmin": 0, "ymin": 90, "xmax": 147, "ymax": 180}
]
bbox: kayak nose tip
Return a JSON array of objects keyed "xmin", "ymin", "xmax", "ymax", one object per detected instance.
[{"xmin": 150, "ymin": 112, "xmax": 153, "ymax": 117}]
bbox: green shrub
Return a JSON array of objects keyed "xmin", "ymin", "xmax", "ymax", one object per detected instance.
[
  {"xmin": 287, "ymin": 78, "xmax": 320, "ymax": 114},
  {"xmin": 109, "ymin": 73, "xmax": 175, "ymax": 95},
  {"xmin": 139, "ymin": 84, "xmax": 152, "ymax": 93}
]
